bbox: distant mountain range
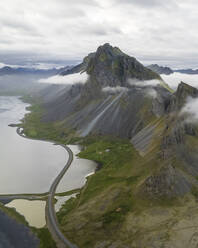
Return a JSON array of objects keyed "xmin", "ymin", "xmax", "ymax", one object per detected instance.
[
  {"xmin": 174, "ymin": 68, "xmax": 198, "ymax": 74},
  {"xmin": 147, "ymin": 64, "xmax": 173, "ymax": 75},
  {"xmin": 147, "ymin": 63, "xmax": 198, "ymax": 75},
  {"xmin": 0, "ymin": 65, "xmax": 73, "ymax": 76}
]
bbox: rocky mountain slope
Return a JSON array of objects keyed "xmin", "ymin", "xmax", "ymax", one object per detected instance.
[
  {"xmin": 42, "ymin": 43, "xmax": 170, "ymax": 139},
  {"xmin": 53, "ymin": 82, "xmax": 198, "ymax": 248},
  {"xmin": 24, "ymin": 44, "xmax": 198, "ymax": 248}
]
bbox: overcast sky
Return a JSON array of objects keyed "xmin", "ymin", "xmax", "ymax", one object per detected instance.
[{"xmin": 0, "ymin": 0, "xmax": 198, "ymax": 68}]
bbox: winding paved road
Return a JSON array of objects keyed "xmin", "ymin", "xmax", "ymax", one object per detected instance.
[{"xmin": 16, "ymin": 127, "xmax": 78, "ymax": 248}]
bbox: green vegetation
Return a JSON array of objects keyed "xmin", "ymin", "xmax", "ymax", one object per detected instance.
[
  {"xmin": 19, "ymin": 98, "xmax": 181, "ymax": 247},
  {"xmin": 32, "ymin": 227, "xmax": 57, "ymax": 248},
  {"xmin": 20, "ymin": 96, "xmax": 80, "ymax": 144},
  {"xmin": 191, "ymin": 186, "xmax": 198, "ymax": 199},
  {"xmin": 160, "ymin": 80, "xmax": 174, "ymax": 93},
  {"xmin": 20, "ymin": 100, "xmax": 143, "ymax": 246},
  {"xmin": 19, "ymin": 98, "xmax": 168, "ymax": 247},
  {"xmin": 57, "ymin": 196, "xmax": 78, "ymax": 224},
  {"xmin": 21, "ymin": 103, "xmax": 68, "ymax": 143},
  {"xmin": 99, "ymin": 52, "xmax": 107, "ymax": 62},
  {"xmin": 55, "ymin": 188, "xmax": 81, "ymax": 197},
  {"xmin": 76, "ymin": 137, "xmax": 138, "ymax": 203},
  {"xmin": 0, "ymin": 203, "xmax": 28, "ymax": 225},
  {"xmin": 55, "ymin": 137, "xmax": 149, "ymax": 247}
]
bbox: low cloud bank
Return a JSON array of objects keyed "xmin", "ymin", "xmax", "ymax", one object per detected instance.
[
  {"xmin": 128, "ymin": 78, "xmax": 161, "ymax": 87},
  {"xmin": 145, "ymin": 88, "xmax": 158, "ymax": 98},
  {"xmin": 128, "ymin": 78, "xmax": 160, "ymax": 98},
  {"xmin": 38, "ymin": 72, "xmax": 89, "ymax": 85},
  {"xmin": 181, "ymin": 97, "xmax": 198, "ymax": 122},
  {"xmin": 102, "ymin": 86, "xmax": 128, "ymax": 94},
  {"xmin": 102, "ymin": 84, "xmax": 158, "ymax": 99},
  {"xmin": 161, "ymin": 73, "xmax": 198, "ymax": 90}
]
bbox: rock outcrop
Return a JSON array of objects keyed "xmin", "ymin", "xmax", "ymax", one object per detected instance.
[
  {"xmin": 61, "ymin": 43, "xmax": 161, "ymax": 87},
  {"xmin": 143, "ymin": 164, "xmax": 191, "ymax": 198},
  {"xmin": 167, "ymin": 82, "xmax": 198, "ymax": 112}
]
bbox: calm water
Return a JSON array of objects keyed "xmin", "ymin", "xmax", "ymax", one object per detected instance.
[
  {"xmin": 56, "ymin": 145, "xmax": 97, "ymax": 193},
  {"xmin": 55, "ymin": 194, "xmax": 77, "ymax": 212},
  {"xmin": 1, "ymin": 96, "xmax": 97, "ymax": 228},
  {"xmin": 0, "ymin": 96, "xmax": 68, "ymax": 194}
]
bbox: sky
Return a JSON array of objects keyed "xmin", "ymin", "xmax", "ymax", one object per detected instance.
[{"xmin": 0, "ymin": 0, "xmax": 198, "ymax": 68}]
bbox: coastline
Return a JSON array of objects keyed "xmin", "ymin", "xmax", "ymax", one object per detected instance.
[{"xmin": 16, "ymin": 127, "xmax": 78, "ymax": 248}]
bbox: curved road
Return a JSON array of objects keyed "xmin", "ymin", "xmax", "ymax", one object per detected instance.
[{"xmin": 16, "ymin": 127, "xmax": 78, "ymax": 248}]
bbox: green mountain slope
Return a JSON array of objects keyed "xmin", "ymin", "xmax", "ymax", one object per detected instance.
[{"xmin": 20, "ymin": 44, "xmax": 198, "ymax": 248}]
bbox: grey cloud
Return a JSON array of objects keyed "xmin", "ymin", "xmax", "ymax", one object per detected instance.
[
  {"xmin": 79, "ymin": 24, "xmax": 122, "ymax": 36},
  {"xmin": 115, "ymin": 0, "xmax": 162, "ymax": 7},
  {"xmin": 0, "ymin": 0, "xmax": 198, "ymax": 68},
  {"xmin": 114, "ymin": 0, "xmax": 177, "ymax": 8},
  {"xmin": 60, "ymin": 0, "xmax": 100, "ymax": 7}
]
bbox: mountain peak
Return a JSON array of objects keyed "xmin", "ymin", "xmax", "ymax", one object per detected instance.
[
  {"xmin": 167, "ymin": 82, "xmax": 198, "ymax": 112},
  {"xmin": 176, "ymin": 81, "xmax": 198, "ymax": 98},
  {"xmin": 96, "ymin": 43, "xmax": 125, "ymax": 58},
  {"xmin": 85, "ymin": 44, "xmax": 161, "ymax": 87},
  {"xmin": 61, "ymin": 43, "xmax": 161, "ymax": 87}
]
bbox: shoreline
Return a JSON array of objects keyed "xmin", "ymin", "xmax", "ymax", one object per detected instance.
[{"xmin": 16, "ymin": 127, "xmax": 78, "ymax": 248}]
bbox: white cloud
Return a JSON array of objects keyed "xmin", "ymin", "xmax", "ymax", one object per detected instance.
[
  {"xmin": 39, "ymin": 72, "xmax": 89, "ymax": 85},
  {"xmin": 128, "ymin": 78, "xmax": 161, "ymax": 87},
  {"xmin": 102, "ymin": 83, "xmax": 158, "ymax": 98},
  {"xmin": 181, "ymin": 97, "xmax": 198, "ymax": 122},
  {"xmin": 145, "ymin": 88, "xmax": 158, "ymax": 98},
  {"xmin": 102, "ymin": 86, "xmax": 128, "ymax": 94},
  {"xmin": 127, "ymin": 79, "xmax": 161, "ymax": 98},
  {"xmin": 0, "ymin": 63, "xmax": 7, "ymax": 68},
  {"xmin": 161, "ymin": 73, "xmax": 198, "ymax": 90}
]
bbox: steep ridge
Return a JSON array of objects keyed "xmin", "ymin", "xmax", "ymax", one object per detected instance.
[{"xmin": 131, "ymin": 82, "xmax": 198, "ymax": 199}]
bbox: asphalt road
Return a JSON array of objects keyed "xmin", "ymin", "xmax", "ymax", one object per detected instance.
[
  {"xmin": 16, "ymin": 128, "xmax": 78, "ymax": 248},
  {"xmin": 47, "ymin": 144, "xmax": 78, "ymax": 248}
]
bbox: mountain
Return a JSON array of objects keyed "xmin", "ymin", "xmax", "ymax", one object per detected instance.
[
  {"xmin": 42, "ymin": 43, "xmax": 169, "ymax": 139},
  {"xmin": 61, "ymin": 43, "xmax": 161, "ymax": 86},
  {"xmin": 174, "ymin": 68, "xmax": 198, "ymax": 74},
  {"xmin": 147, "ymin": 64, "xmax": 173, "ymax": 75},
  {"xmin": 0, "ymin": 65, "xmax": 72, "ymax": 76},
  {"xmin": 146, "ymin": 64, "xmax": 198, "ymax": 75},
  {"xmin": 23, "ymin": 44, "xmax": 198, "ymax": 248}
]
